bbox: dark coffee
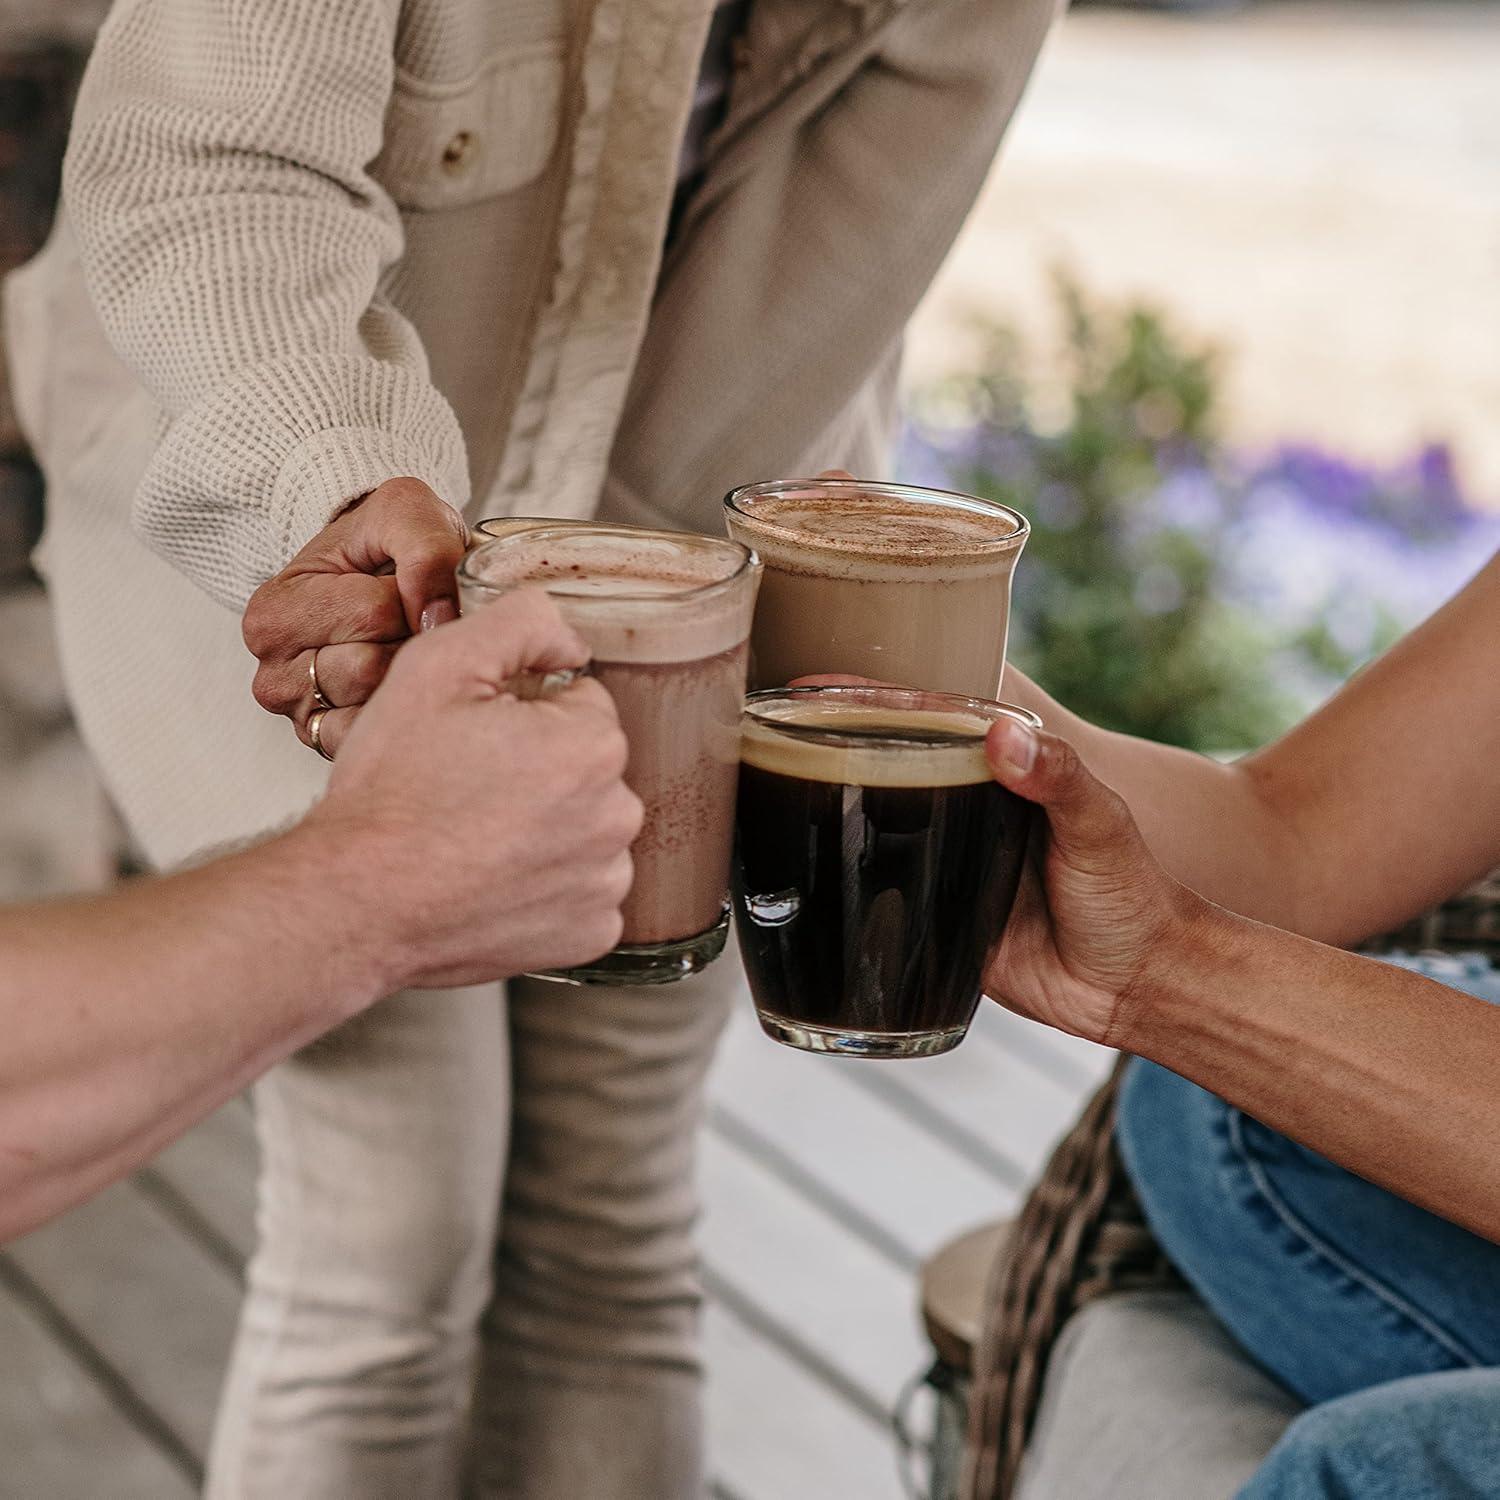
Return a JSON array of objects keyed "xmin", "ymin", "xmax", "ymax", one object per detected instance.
[{"xmin": 732, "ymin": 696, "xmax": 1035, "ymax": 1057}]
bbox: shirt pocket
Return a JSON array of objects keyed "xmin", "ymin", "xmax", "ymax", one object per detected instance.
[{"xmin": 373, "ymin": 40, "xmax": 565, "ymax": 212}]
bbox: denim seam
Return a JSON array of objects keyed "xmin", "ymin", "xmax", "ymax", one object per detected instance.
[{"xmin": 1225, "ymin": 1108, "xmax": 1483, "ymax": 1370}]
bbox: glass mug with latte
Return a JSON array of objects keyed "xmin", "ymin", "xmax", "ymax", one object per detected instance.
[
  {"xmin": 458, "ymin": 525, "xmax": 760, "ymax": 986},
  {"xmin": 723, "ymin": 477, "xmax": 1029, "ymax": 697}
]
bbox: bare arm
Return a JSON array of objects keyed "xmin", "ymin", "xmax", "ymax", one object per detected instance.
[
  {"xmin": 0, "ymin": 831, "xmax": 387, "ymax": 1241},
  {"xmin": 983, "ymin": 717, "xmax": 1500, "ymax": 1243},
  {"xmin": 1001, "ymin": 550, "xmax": 1500, "ymax": 943},
  {"xmin": 0, "ymin": 594, "xmax": 641, "ymax": 1242}
]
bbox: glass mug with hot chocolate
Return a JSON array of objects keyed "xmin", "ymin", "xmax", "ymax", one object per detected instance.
[{"xmin": 458, "ymin": 525, "xmax": 760, "ymax": 986}]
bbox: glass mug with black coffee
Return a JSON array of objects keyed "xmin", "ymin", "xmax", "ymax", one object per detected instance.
[
  {"xmin": 458, "ymin": 525, "xmax": 760, "ymax": 986},
  {"xmin": 733, "ymin": 686, "xmax": 1038, "ymax": 1058}
]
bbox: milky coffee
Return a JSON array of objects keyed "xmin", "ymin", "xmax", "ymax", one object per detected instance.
[
  {"xmin": 724, "ymin": 480, "xmax": 1027, "ymax": 696},
  {"xmin": 458, "ymin": 527, "xmax": 759, "ymax": 979}
]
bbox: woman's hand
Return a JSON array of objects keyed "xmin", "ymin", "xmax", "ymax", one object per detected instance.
[
  {"xmin": 981, "ymin": 718, "xmax": 1207, "ymax": 1047},
  {"xmin": 242, "ymin": 477, "xmax": 470, "ymax": 759}
]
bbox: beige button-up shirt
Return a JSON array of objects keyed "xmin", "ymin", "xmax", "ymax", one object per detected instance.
[{"xmin": 4, "ymin": 0, "xmax": 1055, "ymax": 862}]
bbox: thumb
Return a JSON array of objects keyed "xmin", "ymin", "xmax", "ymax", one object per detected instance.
[
  {"xmin": 350, "ymin": 478, "xmax": 469, "ymax": 633},
  {"xmin": 418, "ymin": 588, "xmax": 591, "ymax": 697},
  {"xmin": 986, "ymin": 719, "xmax": 1133, "ymax": 857}
]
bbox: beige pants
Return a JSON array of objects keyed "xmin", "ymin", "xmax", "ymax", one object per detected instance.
[
  {"xmin": 206, "ymin": 968, "xmax": 733, "ymax": 1500},
  {"xmin": 34, "ymin": 409, "xmax": 734, "ymax": 1499}
]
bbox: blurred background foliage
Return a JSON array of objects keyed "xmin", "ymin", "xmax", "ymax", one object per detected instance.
[{"xmin": 902, "ymin": 273, "xmax": 1500, "ymax": 752}]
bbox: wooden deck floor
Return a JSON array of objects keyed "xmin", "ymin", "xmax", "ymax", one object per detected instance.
[{"xmin": 0, "ymin": 982, "xmax": 1111, "ymax": 1500}]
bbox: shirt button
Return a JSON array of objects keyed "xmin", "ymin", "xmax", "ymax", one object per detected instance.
[{"xmin": 442, "ymin": 131, "xmax": 475, "ymax": 173}]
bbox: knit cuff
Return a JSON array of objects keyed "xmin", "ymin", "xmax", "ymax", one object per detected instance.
[
  {"xmin": 273, "ymin": 425, "xmax": 472, "ymax": 563},
  {"xmin": 132, "ymin": 355, "xmax": 471, "ymax": 613}
]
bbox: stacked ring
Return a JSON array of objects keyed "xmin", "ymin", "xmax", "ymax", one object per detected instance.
[
  {"xmin": 309, "ymin": 649, "xmax": 333, "ymax": 710},
  {"xmin": 308, "ymin": 707, "xmax": 335, "ymax": 763}
]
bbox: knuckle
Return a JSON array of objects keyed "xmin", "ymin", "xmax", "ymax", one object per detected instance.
[
  {"xmin": 604, "ymin": 852, "xmax": 635, "ymax": 905},
  {"xmin": 251, "ymin": 666, "xmax": 293, "ymax": 716}
]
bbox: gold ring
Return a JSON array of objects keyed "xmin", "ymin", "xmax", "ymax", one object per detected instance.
[
  {"xmin": 309, "ymin": 648, "xmax": 333, "ymax": 710},
  {"xmin": 308, "ymin": 707, "xmax": 335, "ymax": 762}
]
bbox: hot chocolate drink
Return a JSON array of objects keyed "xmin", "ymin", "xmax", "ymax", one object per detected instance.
[
  {"xmin": 732, "ymin": 687, "xmax": 1036, "ymax": 1057},
  {"xmin": 459, "ymin": 526, "xmax": 760, "ymax": 983},
  {"xmin": 723, "ymin": 480, "xmax": 1027, "ymax": 697}
]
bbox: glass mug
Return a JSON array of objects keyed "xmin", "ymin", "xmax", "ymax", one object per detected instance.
[
  {"xmin": 723, "ymin": 478, "xmax": 1028, "ymax": 696},
  {"xmin": 458, "ymin": 525, "xmax": 761, "ymax": 986},
  {"xmin": 732, "ymin": 686, "xmax": 1039, "ymax": 1057}
]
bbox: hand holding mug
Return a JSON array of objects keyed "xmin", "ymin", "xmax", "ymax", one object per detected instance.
[
  {"xmin": 242, "ymin": 477, "xmax": 470, "ymax": 758},
  {"xmin": 304, "ymin": 588, "xmax": 644, "ymax": 989},
  {"xmin": 981, "ymin": 719, "xmax": 1204, "ymax": 1048}
]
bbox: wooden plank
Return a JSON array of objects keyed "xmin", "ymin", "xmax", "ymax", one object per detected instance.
[
  {"xmin": 970, "ymin": 1004, "xmax": 1116, "ymax": 1094},
  {"xmin": 0, "ymin": 1269, "xmax": 195, "ymax": 1500},
  {"xmin": 140, "ymin": 1101, "xmax": 258, "ymax": 1269},
  {"xmin": 839, "ymin": 1016, "xmax": 1095, "ymax": 1188},
  {"xmin": 708, "ymin": 1006, "xmax": 1018, "ymax": 1266},
  {"xmin": 3, "ymin": 1179, "xmax": 241, "ymax": 1462},
  {"xmin": 703, "ymin": 1298, "xmax": 907, "ymax": 1500},
  {"xmin": 698, "ymin": 1129, "xmax": 928, "ymax": 1420}
]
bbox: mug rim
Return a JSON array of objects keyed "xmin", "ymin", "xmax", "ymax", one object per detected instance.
[
  {"xmin": 744, "ymin": 685, "xmax": 1042, "ymax": 752},
  {"xmin": 459, "ymin": 525, "xmax": 759, "ymax": 606},
  {"xmin": 723, "ymin": 478, "xmax": 1029, "ymax": 557}
]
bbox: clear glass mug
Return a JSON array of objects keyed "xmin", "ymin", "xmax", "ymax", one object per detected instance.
[
  {"xmin": 458, "ymin": 525, "xmax": 761, "ymax": 986},
  {"xmin": 732, "ymin": 685, "xmax": 1040, "ymax": 1057},
  {"xmin": 723, "ymin": 478, "xmax": 1029, "ymax": 696}
]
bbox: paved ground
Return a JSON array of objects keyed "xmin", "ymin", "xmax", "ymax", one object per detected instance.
[{"xmin": 907, "ymin": 1, "xmax": 1500, "ymax": 503}]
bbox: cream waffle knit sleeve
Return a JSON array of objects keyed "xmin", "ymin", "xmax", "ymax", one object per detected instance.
[{"xmin": 62, "ymin": 0, "xmax": 471, "ymax": 613}]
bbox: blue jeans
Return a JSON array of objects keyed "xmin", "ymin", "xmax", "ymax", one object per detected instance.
[{"xmin": 1116, "ymin": 953, "xmax": 1500, "ymax": 1500}]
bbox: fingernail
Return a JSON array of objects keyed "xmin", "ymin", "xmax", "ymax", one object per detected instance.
[
  {"xmin": 420, "ymin": 598, "xmax": 458, "ymax": 632},
  {"xmin": 995, "ymin": 720, "xmax": 1037, "ymax": 775}
]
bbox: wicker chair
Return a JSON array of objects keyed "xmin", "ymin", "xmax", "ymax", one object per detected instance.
[{"xmin": 912, "ymin": 874, "xmax": 1500, "ymax": 1500}]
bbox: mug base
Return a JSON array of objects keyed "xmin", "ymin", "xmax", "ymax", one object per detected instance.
[
  {"xmin": 529, "ymin": 909, "xmax": 729, "ymax": 988},
  {"xmin": 756, "ymin": 1013, "xmax": 969, "ymax": 1058}
]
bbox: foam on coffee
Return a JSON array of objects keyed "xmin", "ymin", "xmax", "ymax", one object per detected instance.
[
  {"xmin": 463, "ymin": 531, "xmax": 753, "ymax": 662},
  {"xmin": 741, "ymin": 704, "xmax": 1011, "ymax": 789},
  {"xmin": 728, "ymin": 490, "xmax": 1024, "ymax": 581}
]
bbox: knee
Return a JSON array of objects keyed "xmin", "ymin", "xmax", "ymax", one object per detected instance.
[{"xmin": 1244, "ymin": 1382, "xmax": 1443, "ymax": 1499}]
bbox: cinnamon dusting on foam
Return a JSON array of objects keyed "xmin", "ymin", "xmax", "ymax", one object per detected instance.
[{"xmin": 729, "ymin": 492, "xmax": 1024, "ymax": 580}]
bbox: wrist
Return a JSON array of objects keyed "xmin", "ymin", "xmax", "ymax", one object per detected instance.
[
  {"xmin": 248, "ymin": 818, "xmax": 405, "ymax": 1020},
  {"xmin": 1108, "ymin": 890, "xmax": 1254, "ymax": 1058}
]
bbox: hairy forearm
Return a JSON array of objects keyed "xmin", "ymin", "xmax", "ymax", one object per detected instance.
[
  {"xmin": 0, "ymin": 828, "xmax": 389, "ymax": 1240},
  {"xmin": 1122, "ymin": 906, "xmax": 1500, "ymax": 1243}
]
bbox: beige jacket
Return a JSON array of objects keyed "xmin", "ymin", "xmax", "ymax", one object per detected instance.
[{"xmin": 5, "ymin": 0, "xmax": 1054, "ymax": 861}]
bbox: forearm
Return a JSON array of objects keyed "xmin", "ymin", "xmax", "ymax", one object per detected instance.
[
  {"xmin": 0, "ymin": 828, "xmax": 389, "ymax": 1240},
  {"xmin": 1002, "ymin": 554, "xmax": 1500, "ymax": 944},
  {"xmin": 1000, "ymin": 665, "xmax": 1307, "ymax": 932},
  {"xmin": 1123, "ymin": 904, "xmax": 1500, "ymax": 1243}
]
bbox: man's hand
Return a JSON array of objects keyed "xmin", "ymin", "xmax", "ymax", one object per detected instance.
[
  {"xmin": 981, "ymin": 718, "xmax": 1206, "ymax": 1048},
  {"xmin": 242, "ymin": 477, "xmax": 469, "ymax": 759},
  {"xmin": 299, "ymin": 589, "xmax": 644, "ymax": 989}
]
